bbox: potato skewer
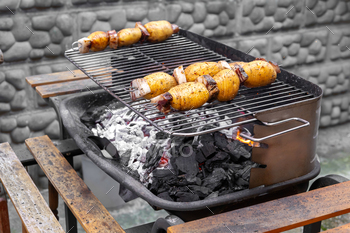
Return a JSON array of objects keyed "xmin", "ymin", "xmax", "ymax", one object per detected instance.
[
  {"xmin": 130, "ymin": 72, "xmax": 178, "ymax": 101},
  {"xmin": 74, "ymin": 20, "xmax": 180, "ymax": 54}
]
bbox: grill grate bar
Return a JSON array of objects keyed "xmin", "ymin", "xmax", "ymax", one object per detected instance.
[{"xmin": 65, "ymin": 33, "xmax": 315, "ymax": 137}]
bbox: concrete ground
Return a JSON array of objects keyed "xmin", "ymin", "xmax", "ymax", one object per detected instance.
[{"xmin": 4, "ymin": 122, "xmax": 350, "ymax": 232}]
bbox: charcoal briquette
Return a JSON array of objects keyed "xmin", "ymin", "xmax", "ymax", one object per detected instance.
[
  {"xmin": 175, "ymin": 154, "xmax": 198, "ymax": 178},
  {"xmin": 213, "ymin": 132, "xmax": 228, "ymax": 149},
  {"xmin": 204, "ymin": 151, "xmax": 230, "ymax": 172},
  {"xmin": 157, "ymin": 192, "xmax": 174, "ymax": 201},
  {"xmin": 175, "ymin": 192, "xmax": 200, "ymax": 202},
  {"xmin": 153, "ymin": 168, "xmax": 175, "ymax": 178},
  {"xmin": 187, "ymin": 185, "xmax": 211, "ymax": 198},
  {"xmin": 195, "ymin": 150, "xmax": 207, "ymax": 163},
  {"xmin": 202, "ymin": 168, "xmax": 227, "ymax": 191},
  {"xmin": 236, "ymin": 177, "xmax": 249, "ymax": 187},
  {"xmin": 200, "ymin": 141, "xmax": 216, "ymax": 158}
]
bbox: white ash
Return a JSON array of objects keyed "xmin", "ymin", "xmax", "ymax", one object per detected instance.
[{"xmin": 91, "ymin": 105, "xmax": 240, "ymax": 185}]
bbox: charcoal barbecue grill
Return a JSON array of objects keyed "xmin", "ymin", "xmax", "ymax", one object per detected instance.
[{"xmin": 61, "ymin": 29, "xmax": 322, "ymax": 221}]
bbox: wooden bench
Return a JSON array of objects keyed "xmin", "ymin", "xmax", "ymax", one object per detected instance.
[
  {"xmin": 25, "ymin": 135, "xmax": 125, "ymax": 233},
  {"xmin": 0, "ymin": 142, "xmax": 64, "ymax": 233},
  {"xmin": 167, "ymin": 179, "xmax": 350, "ymax": 233}
]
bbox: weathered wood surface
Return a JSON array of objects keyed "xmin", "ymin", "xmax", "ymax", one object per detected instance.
[
  {"xmin": 323, "ymin": 223, "xmax": 350, "ymax": 232},
  {"xmin": 0, "ymin": 197, "xmax": 10, "ymax": 233},
  {"xmin": 25, "ymin": 136, "xmax": 125, "ymax": 233},
  {"xmin": 0, "ymin": 142, "xmax": 64, "ymax": 233},
  {"xmin": 26, "ymin": 70, "xmax": 87, "ymax": 87},
  {"xmin": 168, "ymin": 180, "xmax": 350, "ymax": 233},
  {"xmin": 35, "ymin": 78, "xmax": 99, "ymax": 98}
]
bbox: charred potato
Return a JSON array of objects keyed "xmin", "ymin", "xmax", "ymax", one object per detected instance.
[
  {"xmin": 242, "ymin": 60, "xmax": 277, "ymax": 88},
  {"xmin": 168, "ymin": 82, "xmax": 209, "ymax": 111},
  {"xmin": 184, "ymin": 62, "xmax": 222, "ymax": 82},
  {"xmin": 118, "ymin": 28, "xmax": 142, "ymax": 47},
  {"xmin": 87, "ymin": 31, "xmax": 109, "ymax": 52},
  {"xmin": 144, "ymin": 20, "xmax": 174, "ymax": 43},
  {"xmin": 212, "ymin": 69, "xmax": 240, "ymax": 102}
]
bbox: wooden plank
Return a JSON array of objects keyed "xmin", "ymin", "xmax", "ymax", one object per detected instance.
[
  {"xmin": 0, "ymin": 142, "xmax": 64, "ymax": 233},
  {"xmin": 25, "ymin": 136, "xmax": 125, "ymax": 233},
  {"xmin": 26, "ymin": 70, "xmax": 87, "ymax": 87},
  {"xmin": 0, "ymin": 197, "xmax": 10, "ymax": 233},
  {"xmin": 323, "ymin": 223, "xmax": 350, "ymax": 232},
  {"xmin": 35, "ymin": 79, "xmax": 99, "ymax": 98},
  {"xmin": 168, "ymin": 181, "xmax": 350, "ymax": 233}
]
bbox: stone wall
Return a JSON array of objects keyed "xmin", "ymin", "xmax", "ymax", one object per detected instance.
[{"xmin": 0, "ymin": 0, "xmax": 350, "ymax": 146}]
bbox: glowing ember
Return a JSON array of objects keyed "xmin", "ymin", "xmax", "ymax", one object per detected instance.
[{"xmin": 235, "ymin": 129, "xmax": 260, "ymax": 147}]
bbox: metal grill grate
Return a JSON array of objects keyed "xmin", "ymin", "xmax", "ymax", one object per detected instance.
[{"xmin": 65, "ymin": 34, "xmax": 314, "ymax": 136}]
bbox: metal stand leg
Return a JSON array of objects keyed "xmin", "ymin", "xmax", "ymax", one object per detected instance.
[
  {"xmin": 65, "ymin": 156, "xmax": 77, "ymax": 233},
  {"xmin": 0, "ymin": 197, "xmax": 10, "ymax": 233},
  {"xmin": 49, "ymin": 181, "xmax": 59, "ymax": 220},
  {"xmin": 303, "ymin": 175, "xmax": 349, "ymax": 233}
]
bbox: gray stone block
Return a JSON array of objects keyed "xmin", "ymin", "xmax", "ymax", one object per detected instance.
[
  {"xmin": 72, "ymin": 0, "xmax": 87, "ymax": 4},
  {"xmin": 0, "ymin": 0, "xmax": 19, "ymax": 10},
  {"xmin": 0, "ymin": 18, "xmax": 14, "ymax": 30},
  {"xmin": 340, "ymin": 112, "xmax": 348, "ymax": 123},
  {"xmin": 35, "ymin": 0, "xmax": 52, "ymax": 8},
  {"xmin": 44, "ymin": 43, "xmax": 61, "ymax": 57},
  {"xmin": 29, "ymin": 31, "xmax": 51, "ymax": 49},
  {"xmin": 189, "ymin": 23, "xmax": 205, "ymax": 35},
  {"xmin": 91, "ymin": 20, "xmax": 111, "ymax": 33},
  {"xmin": 0, "ymin": 72, "xmax": 4, "ymax": 83},
  {"xmin": 250, "ymin": 7, "xmax": 265, "ymax": 24},
  {"xmin": 219, "ymin": 11, "xmax": 229, "ymax": 25},
  {"xmin": 264, "ymin": 0, "xmax": 277, "ymax": 16},
  {"xmin": 56, "ymin": 14, "xmax": 73, "ymax": 36},
  {"xmin": 288, "ymin": 43, "xmax": 300, "ymax": 56},
  {"xmin": 192, "ymin": 2, "xmax": 206, "ymax": 23},
  {"xmin": 20, "ymin": 0, "xmax": 35, "ymax": 9},
  {"xmin": 35, "ymin": 65, "xmax": 52, "ymax": 75},
  {"xmin": 320, "ymin": 115, "xmax": 331, "ymax": 127},
  {"xmin": 11, "ymin": 126, "xmax": 30, "ymax": 143},
  {"xmin": 225, "ymin": 20, "xmax": 235, "ymax": 36},
  {"xmin": 148, "ymin": 4, "xmax": 166, "ymax": 21},
  {"xmin": 207, "ymin": 1, "xmax": 225, "ymax": 14},
  {"xmin": 204, "ymin": 14, "xmax": 219, "ymax": 30},
  {"xmin": 242, "ymin": 0, "xmax": 255, "ymax": 16},
  {"xmin": 341, "ymin": 97, "xmax": 350, "ymax": 111},
  {"xmin": 214, "ymin": 25, "xmax": 226, "ymax": 37},
  {"xmin": 32, "ymin": 15, "xmax": 56, "ymax": 31},
  {"xmin": 176, "ymin": 13, "xmax": 194, "ymax": 30},
  {"xmin": 17, "ymin": 114, "xmax": 31, "ymax": 127},
  {"xmin": 0, "ymin": 133, "xmax": 11, "ymax": 143},
  {"xmin": 28, "ymin": 110, "xmax": 57, "ymax": 131},
  {"xmin": 333, "ymin": 97, "xmax": 343, "ymax": 106},
  {"xmin": 0, "ymin": 82, "xmax": 16, "ymax": 102},
  {"xmin": 166, "ymin": 4, "xmax": 182, "ymax": 23},
  {"xmin": 326, "ymin": 76, "xmax": 338, "ymax": 89},
  {"xmin": 30, "ymin": 49, "xmax": 45, "ymax": 60},
  {"xmin": 0, "ymin": 31, "xmax": 15, "ymax": 52},
  {"xmin": 5, "ymin": 70, "xmax": 26, "ymax": 90},
  {"xmin": 331, "ymin": 106, "xmax": 341, "ymax": 118},
  {"xmin": 49, "ymin": 27, "xmax": 64, "ymax": 44},
  {"xmin": 97, "ymin": 10, "xmax": 113, "ymax": 21},
  {"xmin": 45, "ymin": 120, "xmax": 60, "ymax": 139},
  {"xmin": 0, "ymin": 118, "xmax": 17, "ymax": 132},
  {"xmin": 10, "ymin": 90, "xmax": 27, "ymax": 111},
  {"xmin": 110, "ymin": 9, "xmax": 127, "ymax": 31},
  {"xmin": 225, "ymin": 2, "xmax": 236, "ymax": 19},
  {"xmin": 0, "ymin": 103, "xmax": 10, "ymax": 113},
  {"xmin": 126, "ymin": 6, "xmax": 148, "ymax": 21},
  {"xmin": 180, "ymin": 2, "xmax": 194, "ymax": 13},
  {"xmin": 203, "ymin": 29, "xmax": 214, "ymax": 38},
  {"xmin": 4, "ymin": 42, "xmax": 31, "ymax": 62},
  {"xmin": 51, "ymin": 0, "xmax": 65, "ymax": 7}
]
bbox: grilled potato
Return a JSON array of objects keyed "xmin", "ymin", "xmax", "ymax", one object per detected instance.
[
  {"xmin": 118, "ymin": 28, "xmax": 142, "ymax": 47},
  {"xmin": 212, "ymin": 69, "xmax": 240, "ymax": 102},
  {"xmin": 87, "ymin": 31, "xmax": 109, "ymax": 52},
  {"xmin": 144, "ymin": 20, "xmax": 174, "ymax": 43},
  {"xmin": 184, "ymin": 62, "xmax": 222, "ymax": 82},
  {"xmin": 242, "ymin": 60, "xmax": 277, "ymax": 88},
  {"xmin": 168, "ymin": 82, "xmax": 209, "ymax": 111},
  {"xmin": 229, "ymin": 61, "xmax": 246, "ymax": 69},
  {"xmin": 130, "ymin": 72, "xmax": 178, "ymax": 101},
  {"xmin": 144, "ymin": 72, "xmax": 178, "ymax": 99}
]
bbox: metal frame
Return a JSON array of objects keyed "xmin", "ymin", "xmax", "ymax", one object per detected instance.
[{"xmin": 65, "ymin": 32, "xmax": 315, "ymax": 138}]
